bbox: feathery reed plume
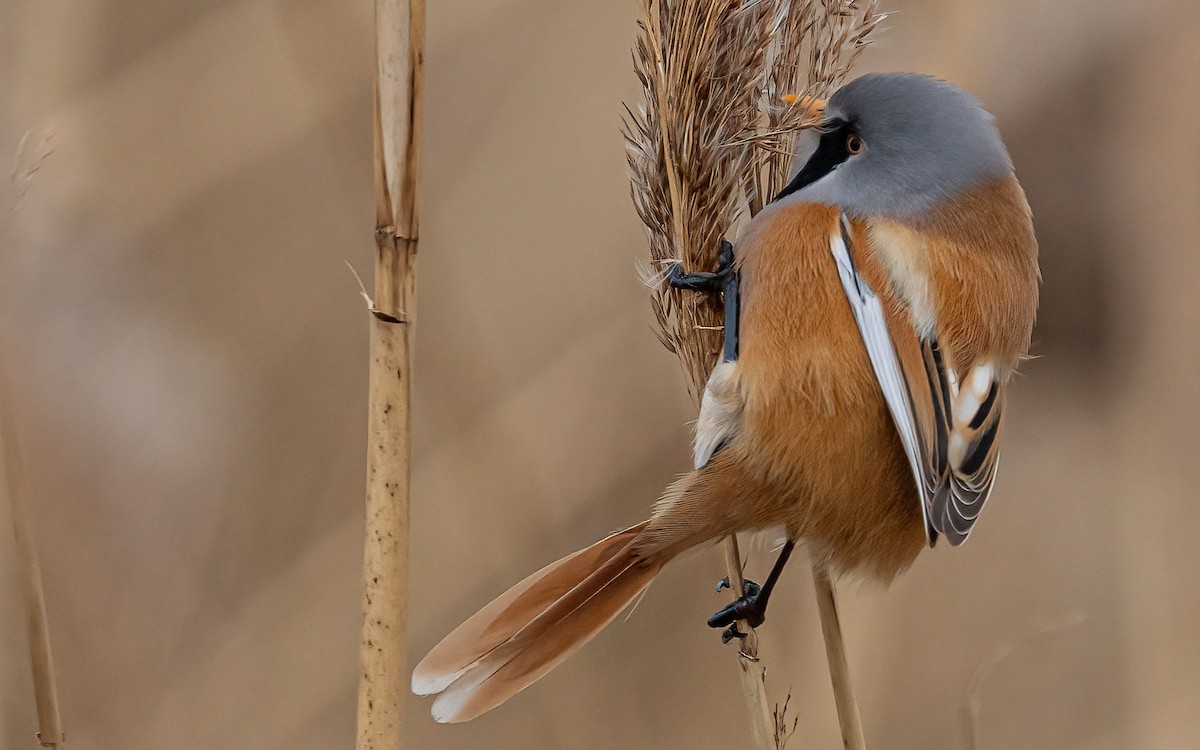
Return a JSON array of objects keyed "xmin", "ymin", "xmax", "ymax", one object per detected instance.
[
  {"xmin": 2, "ymin": 132, "xmax": 66, "ymax": 749},
  {"xmin": 356, "ymin": 0, "xmax": 423, "ymax": 748},
  {"xmin": 626, "ymin": 1, "xmax": 883, "ymax": 747},
  {"xmin": 626, "ymin": 0, "xmax": 775, "ymax": 404}
]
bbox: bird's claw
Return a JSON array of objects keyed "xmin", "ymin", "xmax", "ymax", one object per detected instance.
[
  {"xmin": 709, "ymin": 579, "xmax": 766, "ymax": 631},
  {"xmin": 715, "ymin": 576, "xmax": 760, "ymax": 594},
  {"xmin": 720, "ymin": 623, "xmax": 746, "ymax": 644},
  {"xmin": 665, "ymin": 240, "xmax": 735, "ymax": 293}
]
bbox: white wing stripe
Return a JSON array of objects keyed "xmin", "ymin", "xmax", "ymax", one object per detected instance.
[{"xmin": 830, "ymin": 223, "xmax": 935, "ymax": 545}]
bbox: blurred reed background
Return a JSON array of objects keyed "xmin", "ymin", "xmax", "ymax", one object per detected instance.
[{"xmin": 1, "ymin": 0, "xmax": 1198, "ymax": 748}]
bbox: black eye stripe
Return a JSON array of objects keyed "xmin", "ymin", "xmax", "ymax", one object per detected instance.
[{"xmin": 773, "ymin": 120, "xmax": 855, "ymax": 202}]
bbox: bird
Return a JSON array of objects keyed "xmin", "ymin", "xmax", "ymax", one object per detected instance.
[{"xmin": 411, "ymin": 72, "xmax": 1040, "ymax": 723}]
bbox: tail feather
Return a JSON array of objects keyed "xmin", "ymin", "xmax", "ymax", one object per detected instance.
[
  {"xmin": 411, "ymin": 522, "xmax": 652, "ymax": 701},
  {"xmin": 430, "ymin": 544, "xmax": 664, "ymax": 723}
]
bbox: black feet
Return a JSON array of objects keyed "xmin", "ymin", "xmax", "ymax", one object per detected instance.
[
  {"xmin": 667, "ymin": 239, "xmax": 740, "ymax": 362},
  {"xmin": 708, "ymin": 540, "xmax": 797, "ymax": 643},
  {"xmin": 709, "ymin": 579, "xmax": 767, "ymax": 633},
  {"xmin": 666, "ymin": 240, "xmax": 735, "ymax": 293}
]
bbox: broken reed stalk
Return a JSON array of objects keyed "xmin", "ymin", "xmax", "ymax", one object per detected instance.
[
  {"xmin": 2, "ymin": 133, "xmax": 66, "ymax": 749},
  {"xmin": 626, "ymin": 1, "xmax": 883, "ymax": 747},
  {"xmin": 355, "ymin": 1, "xmax": 423, "ymax": 748}
]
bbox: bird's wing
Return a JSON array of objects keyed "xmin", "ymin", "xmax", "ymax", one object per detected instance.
[
  {"xmin": 933, "ymin": 359, "xmax": 1005, "ymax": 544},
  {"xmin": 693, "ymin": 360, "xmax": 742, "ymax": 470},
  {"xmin": 829, "ymin": 218, "xmax": 939, "ymax": 545},
  {"xmin": 831, "ymin": 216, "xmax": 1005, "ymax": 546}
]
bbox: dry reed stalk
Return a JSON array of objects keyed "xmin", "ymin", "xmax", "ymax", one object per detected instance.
[
  {"xmin": 0, "ymin": 371, "xmax": 65, "ymax": 749},
  {"xmin": 721, "ymin": 536, "xmax": 776, "ymax": 748},
  {"xmin": 355, "ymin": 1, "xmax": 423, "ymax": 748},
  {"xmin": 2, "ymin": 133, "xmax": 66, "ymax": 748},
  {"xmin": 626, "ymin": 1, "xmax": 883, "ymax": 747},
  {"xmin": 812, "ymin": 567, "xmax": 865, "ymax": 749}
]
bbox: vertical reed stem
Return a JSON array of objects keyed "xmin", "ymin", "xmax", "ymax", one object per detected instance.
[
  {"xmin": 3, "ymin": 135, "xmax": 66, "ymax": 749},
  {"xmin": 812, "ymin": 567, "xmax": 866, "ymax": 749},
  {"xmin": 0, "ymin": 362, "xmax": 66, "ymax": 748},
  {"xmin": 721, "ymin": 537, "xmax": 776, "ymax": 748},
  {"xmin": 356, "ymin": 0, "xmax": 423, "ymax": 748}
]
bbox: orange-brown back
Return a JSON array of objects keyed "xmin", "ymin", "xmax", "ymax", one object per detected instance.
[{"xmin": 871, "ymin": 177, "xmax": 1039, "ymax": 373}]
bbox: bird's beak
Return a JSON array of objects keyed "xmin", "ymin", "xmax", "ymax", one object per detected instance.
[
  {"xmin": 781, "ymin": 94, "xmax": 826, "ymax": 127},
  {"xmin": 772, "ymin": 95, "xmax": 850, "ymax": 203}
]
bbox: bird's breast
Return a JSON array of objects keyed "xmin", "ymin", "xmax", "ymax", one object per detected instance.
[
  {"xmin": 730, "ymin": 201, "xmax": 925, "ymax": 575},
  {"xmin": 734, "ymin": 204, "xmax": 910, "ymax": 482}
]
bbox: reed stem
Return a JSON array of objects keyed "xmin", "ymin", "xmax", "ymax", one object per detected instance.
[
  {"xmin": 0, "ymin": 365, "xmax": 65, "ymax": 748},
  {"xmin": 3, "ymin": 133, "xmax": 66, "ymax": 749},
  {"xmin": 722, "ymin": 537, "xmax": 776, "ymax": 748},
  {"xmin": 812, "ymin": 567, "xmax": 866, "ymax": 750},
  {"xmin": 355, "ymin": 1, "xmax": 423, "ymax": 748}
]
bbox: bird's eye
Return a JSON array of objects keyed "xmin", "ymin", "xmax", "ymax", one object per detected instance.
[{"xmin": 847, "ymin": 134, "xmax": 865, "ymax": 155}]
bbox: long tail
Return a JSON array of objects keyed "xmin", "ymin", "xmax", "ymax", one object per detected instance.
[
  {"xmin": 411, "ymin": 521, "xmax": 667, "ymax": 722},
  {"xmin": 412, "ymin": 456, "xmax": 752, "ymax": 722}
]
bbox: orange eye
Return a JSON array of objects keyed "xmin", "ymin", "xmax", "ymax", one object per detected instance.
[{"xmin": 847, "ymin": 134, "xmax": 865, "ymax": 154}]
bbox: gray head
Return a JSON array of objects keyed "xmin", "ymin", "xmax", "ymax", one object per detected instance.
[{"xmin": 777, "ymin": 73, "xmax": 1013, "ymax": 218}]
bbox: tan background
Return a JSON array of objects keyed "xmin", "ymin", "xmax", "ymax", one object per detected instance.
[{"xmin": 2, "ymin": 0, "xmax": 1198, "ymax": 747}]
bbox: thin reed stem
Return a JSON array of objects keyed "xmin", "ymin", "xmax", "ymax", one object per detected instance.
[
  {"xmin": 722, "ymin": 537, "xmax": 777, "ymax": 747},
  {"xmin": 813, "ymin": 567, "xmax": 866, "ymax": 750},
  {"xmin": 2, "ymin": 134, "xmax": 66, "ymax": 748},
  {"xmin": 627, "ymin": 3, "xmax": 777, "ymax": 745},
  {"xmin": 0, "ymin": 368, "xmax": 65, "ymax": 749}
]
